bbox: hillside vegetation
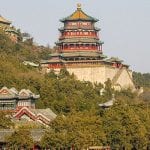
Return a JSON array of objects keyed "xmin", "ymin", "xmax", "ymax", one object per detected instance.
[
  {"xmin": 133, "ymin": 72, "xmax": 150, "ymax": 88},
  {"xmin": 1, "ymin": 30, "xmax": 150, "ymax": 149}
]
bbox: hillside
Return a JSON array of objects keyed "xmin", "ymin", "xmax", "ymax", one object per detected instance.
[
  {"xmin": 1, "ymin": 29, "xmax": 150, "ymax": 149},
  {"xmin": 133, "ymin": 72, "xmax": 150, "ymax": 88},
  {"xmin": 0, "ymin": 30, "xmax": 109, "ymax": 113}
]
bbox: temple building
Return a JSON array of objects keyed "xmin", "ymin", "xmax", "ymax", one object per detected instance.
[
  {"xmin": 0, "ymin": 15, "xmax": 19, "ymax": 42},
  {"xmin": 57, "ymin": 3, "xmax": 103, "ymax": 56},
  {"xmin": 41, "ymin": 4, "xmax": 135, "ymax": 90},
  {"xmin": 0, "ymin": 87, "xmax": 56, "ymax": 125}
]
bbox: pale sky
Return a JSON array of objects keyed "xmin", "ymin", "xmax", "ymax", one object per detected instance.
[{"xmin": 1, "ymin": 0, "xmax": 150, "ymax": 73}]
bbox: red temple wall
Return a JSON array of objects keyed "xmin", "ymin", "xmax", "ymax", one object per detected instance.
[
  {"xmin": 60, "ymin": 31, "xmax": 98, "ymax": 39},
  {"xmin": 48, "ymin": 64, "xmax": 63, "ymax": 69}
]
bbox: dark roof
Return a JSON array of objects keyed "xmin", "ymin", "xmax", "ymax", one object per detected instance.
[
  {"xmin": 60, "ymin": 4, "xmax": 98, "ymax": 22},
  {"xmin": 0, "ymin": 87, "xmax": 40, "ymax": 100},
  {"xmin": 13, "ymin": 107, "xmax": 57, "ymax": 126},
  {"xmin": 30, "ymin": 108, "xmax": 57, "ymax": 121}
]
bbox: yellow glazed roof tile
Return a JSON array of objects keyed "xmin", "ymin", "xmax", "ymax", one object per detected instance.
[{"xmin": 61, "ymin": 4, "xmax": 98, "ymax": 22}]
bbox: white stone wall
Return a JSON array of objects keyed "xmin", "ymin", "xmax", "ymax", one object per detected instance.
[
  {"xmin": 45, "ymin": 65, "xmax": 135, "ymax": 90},
  {"xmin": 68, "ymin": 67, "xmax": 106, "ymax": 84},
  {"xmin": 105, "ymin": 67, "xmax": 118, "ymax": 81},
  {"xmin": 115, "ymin": 68, "xmax": 135, "ymax": 89}
]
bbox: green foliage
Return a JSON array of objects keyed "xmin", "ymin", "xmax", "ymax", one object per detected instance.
[
  {"xmin": 58, "ymin": 67, "xmax": 70, "ymax": 79},
  {"xmin": 0, "ymin": 112, "xmax": 14, "ymax": 129},
  {"xmin": 41, "ymin": 110, "xmax": 106, "ymax": 149},
  {"xmin": 46, "ymin": 69, "xmax": 57, "ymax": 79},
  {"xmin": 6, "ymin": 129, "xmax": 34, "ymax": 150},
  {"xmin": 140, "ymin": 88, "xmax": 150, "ymax": 101},
  {"xmin": 116, "ymin": 88, "xmax": 136, "ymax": 99},
  {"xmin": 102, "ymin": 100, "xmax": 147, "ymax": 149},
  {"xmin": 104, "ymin": 78, "xmax": 114, "ymax": 99},
  {"xmin": 1, "ymin": 29, "xmax": 150, "ymax": 149},
  {"xmin": 133, "ymin": 72, "xmax": 150, "ymax": 88}
]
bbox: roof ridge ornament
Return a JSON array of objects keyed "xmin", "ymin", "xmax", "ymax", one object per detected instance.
[{"xmin": 77, "ymin": 3, "xmax": 81, "ymax": 10}]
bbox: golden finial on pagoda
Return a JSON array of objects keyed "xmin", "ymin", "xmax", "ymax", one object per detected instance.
[{"xmin": 77, "ymin": 3, "xmax": 81, "ymax": 9}]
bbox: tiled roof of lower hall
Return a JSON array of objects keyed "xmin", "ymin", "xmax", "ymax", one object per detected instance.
[
  {"xmin": 0, "ymin": 87, "xmax": 40, "ymax": 100},
  {"xmin": 29, "ymin": 108, "xmax": 57, "ymax": 120}
]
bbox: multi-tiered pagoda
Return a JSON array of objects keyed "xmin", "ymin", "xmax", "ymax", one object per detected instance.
[
  {"xmin": 41, "ymin": 4, "xmax": 106, "ymax": 68},
  {"xmin": 41, "ymin": 4, "xmax": 135, "ymax": 90},
  {"xmin": 57, "ymin": 3, "xmax": 103, "ymax": 57}
]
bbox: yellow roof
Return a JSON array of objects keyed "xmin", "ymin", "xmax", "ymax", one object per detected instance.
[
  {"xmin": 0, "ymin": 15, "xmax": 11, "ymax": 24},
  {"xmin": 61, "ymin": 4, "xmax": 98, "ymax": 22},
  {"xmin": 70, "ymin": 4, "xmax": 89, "ymax": 20}
]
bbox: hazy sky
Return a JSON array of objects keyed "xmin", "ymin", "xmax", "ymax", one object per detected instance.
[{"xmin": 1, "ymin": 0, "xmax": 150, "ymax": 73}]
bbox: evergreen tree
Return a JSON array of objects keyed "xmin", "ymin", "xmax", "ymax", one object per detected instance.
[{"xmin": 6, "ymin": 129, "xmax": 34, "ymax": 150}]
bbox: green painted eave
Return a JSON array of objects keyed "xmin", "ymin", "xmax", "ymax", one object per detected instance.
[
  {"xmin": 60, "ymin": 52, "xmax": 103, "ymax": 57},
  {"xmin": 56, "ymin": 38, "xmax": 103, "ymax": 44},
  {"xmin": 60, "ymin": 18, "xmax": 98, "ymax": 22},
  {"xmin": 58, "ymin": 27, "xmax": 101, "ymax": 31},
  {"xmin": 48, "ymin": 52, "xmax": 105, "ymax": 58}
]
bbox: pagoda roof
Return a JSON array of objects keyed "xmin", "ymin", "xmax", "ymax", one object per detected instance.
[
  {"xmin": 0, "ymin": 15, "xmax": 11, "ymax": 24},
  {"xmin": 40, "ymin": 52, "xmax": 107, "ymax": 64},
  {"xmin": 56, "ymin": 38, "xmax": 103, "ymax": 44},
  {"xmin": 60, "ymin": 4, "xmax": 98, "ymax": 22},
  {"xmin": 61, "ymin": 52, "xmax": 105, "ymax": 58},
  {"xmin": 48, "ymin": 52, "xmax": 106, "ymax": 58}
]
